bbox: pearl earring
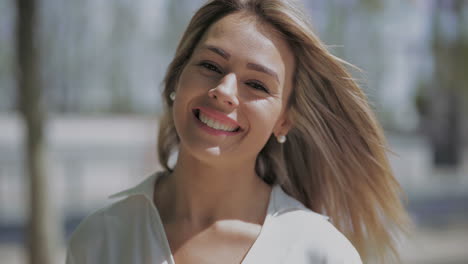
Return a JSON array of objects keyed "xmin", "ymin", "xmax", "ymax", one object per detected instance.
[
  {"xmin": 277, "ymin": 135, "xmax": 286, "ymax": 144},
  {"xmin": 169, "ymin": 91, "xmax": 176, "ymax": 101}
]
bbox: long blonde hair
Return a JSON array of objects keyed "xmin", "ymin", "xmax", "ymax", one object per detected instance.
[{"xmin": 158, "ymin": 0, "xmax": 409, "ymax": 262}]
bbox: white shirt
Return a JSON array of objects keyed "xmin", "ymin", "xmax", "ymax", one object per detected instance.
[{"xmin": 66, "ymin": 172, "xmax": 362, "ymax": 264}]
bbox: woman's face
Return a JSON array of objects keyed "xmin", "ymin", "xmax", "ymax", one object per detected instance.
[{"xmin": 173, "ymin": 12, "xmax": 295, "ymax": 167}]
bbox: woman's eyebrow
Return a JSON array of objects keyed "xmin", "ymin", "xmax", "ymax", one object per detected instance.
[
  {"xmin": 247, "ymin": 63, "xmax": 279, "ymax": 84},
  {"xmin": 202, "ymin": 45, "xmax": 231, "ymax": 60}
]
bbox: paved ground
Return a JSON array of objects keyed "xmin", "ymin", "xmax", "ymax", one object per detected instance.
[{"xmin": 399, "ymin": 223, "xmax": 468, "ymax": 264}]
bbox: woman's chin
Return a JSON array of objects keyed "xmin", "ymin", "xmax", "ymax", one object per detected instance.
[
  {"xmin": 201, "ymin": 146, "xmax": 223, "ymax": 157},
  {"xmin": 181, "ymin": 143, "xmax": 249, "ymax": 168}
]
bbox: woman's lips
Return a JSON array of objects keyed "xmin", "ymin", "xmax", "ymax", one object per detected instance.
[
  {"xmin": 195, "ymin": 107, "xmax": 241, "ymax": 128},
  {"xmin": 192, "ymin": 107, "xmax": 242, "ymax": 136}
]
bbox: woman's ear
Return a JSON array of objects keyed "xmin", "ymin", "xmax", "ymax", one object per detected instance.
[{"xmin": 273, "ymin": 112, "xmax": 293, "ymax": 137}]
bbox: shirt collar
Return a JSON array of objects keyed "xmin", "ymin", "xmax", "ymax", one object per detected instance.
[
  {"xmin": 108, "ymin": 171, "xmax": 327, "ymax": 219},
  {"xmin": 271, "ymin": 186, "xmax": 330, "ymax": 220},
  {"xmin": 270, "ymin": 184, "xmax": 304, "ymax": 215},
  {"xmin": 108, "ymin": 171, "xmax": 161, "ymax": 202}
]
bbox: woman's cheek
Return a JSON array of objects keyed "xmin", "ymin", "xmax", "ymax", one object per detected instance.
[
  {"xmin": 246, "ymin": 101, "xmax": 282, "ymax": 127},
  {"xmin": 182, "ymin": 71, "xmax": 216, "ymax": 92}
]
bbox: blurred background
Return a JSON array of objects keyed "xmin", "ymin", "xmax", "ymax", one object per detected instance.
[{"xmin": 1, "ymin": 0, "xmax": 467, "ymax": 263}]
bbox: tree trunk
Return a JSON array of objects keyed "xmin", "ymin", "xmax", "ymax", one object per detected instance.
[
  {"xmin": 16, "ymin": 0, "xmax": 62, "ymax": 263},
  {"xmin": 427, "ymin": 0, "xmax": 466, "ymax": 167}
]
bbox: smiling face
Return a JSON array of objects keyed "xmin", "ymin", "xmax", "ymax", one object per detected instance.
[{"xmin": 172, "ymin": 12, "xmax": 295, "ymax": 168}]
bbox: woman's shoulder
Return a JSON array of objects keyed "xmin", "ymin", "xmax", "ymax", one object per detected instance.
[
  {"xmin": 282, "ymin": 211, "xmax": 361, "ymax": 262},
  {"xmin": 271, "ymin": 186, "xmax": 362, "ymax": 263},
  {"xmin": 69, "ymin": 173, "xmax": 160, "ymax": 242},
  {"xmin": 67, "ymin": 204, "xmax": 109, "ymax": 250},
  {"xmin": 68, "ymin": 195, "xmax": 143, "ymax": 242},
  {"xmin": 66, "ymin": 195, "xmax": 148, "ymax": 255},
  {"xmin": 66, "ymin": 173, "xmax": 162, "ymax": 263}
]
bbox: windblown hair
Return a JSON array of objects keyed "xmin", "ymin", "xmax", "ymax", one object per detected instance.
[{"xmin": 158, "ymin": 0, "xmax": 409, "ymax": 262}]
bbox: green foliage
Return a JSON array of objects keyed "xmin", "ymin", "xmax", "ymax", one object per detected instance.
[{"xmin": 360, "ymin": 0, "xmax": 384, "ymax": 12}]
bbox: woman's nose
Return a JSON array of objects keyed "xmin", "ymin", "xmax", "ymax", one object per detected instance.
[{"xmin": 208, "ymin": 73, "xmax": 239, "ymax": 108}]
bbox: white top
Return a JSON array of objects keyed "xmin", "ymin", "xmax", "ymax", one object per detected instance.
[{"xmin": 66, "ymin": 172, "xmax": 362, "ymax": 264}]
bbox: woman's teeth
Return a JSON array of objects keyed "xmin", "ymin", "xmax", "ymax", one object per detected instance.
[{"xmin": 199, "ymin": 112, "xmax": 238, "ymax": 132}]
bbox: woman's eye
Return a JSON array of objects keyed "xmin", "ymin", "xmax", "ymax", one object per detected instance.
[
  {"xmin": 199, "ymin": 62, "xmax": 223, "ymax": 74},
  {"xmin": 246, "ymin": 81, "xmax": 269, "ymax": 93}
]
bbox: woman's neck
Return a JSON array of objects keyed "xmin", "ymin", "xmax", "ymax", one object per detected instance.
[{"xmin": 154, "ymin": 150, "xmax": 272, "ymax": 229}]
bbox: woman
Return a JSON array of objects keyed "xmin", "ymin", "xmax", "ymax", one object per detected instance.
[{"xmin": 67, "ymin": 0, "xmax": 409, "ymax": 263}]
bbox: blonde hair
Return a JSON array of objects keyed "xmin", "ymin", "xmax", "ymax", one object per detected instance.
[{"xmin": 158, "ymin": 0, "xmax": 409, "ymax": 262}]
